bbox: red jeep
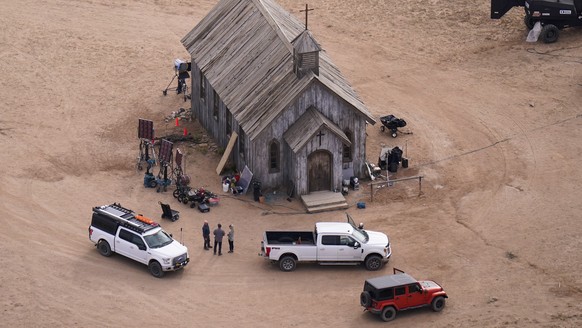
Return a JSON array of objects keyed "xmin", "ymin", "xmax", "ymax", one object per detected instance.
[{"xmin": 360, "ymin": 268, "xmax": 448, "ymax": 322}]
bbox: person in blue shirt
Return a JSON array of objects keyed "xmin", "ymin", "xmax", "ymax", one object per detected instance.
[{"xmin": 202, "ymin": 220, "xmax": 212, "ymax": 250}]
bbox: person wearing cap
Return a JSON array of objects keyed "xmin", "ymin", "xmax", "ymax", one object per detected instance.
[
  {"xmin": 213, "ymin": 223, "xmax": 225, "ymax": 256},
  {"xmin": 202, "ymin": 220, "xmax": 212, "ymax": 250},
  {"xmin": 227, "ymin": 224, "xmax": 235, "ymax": 253}
]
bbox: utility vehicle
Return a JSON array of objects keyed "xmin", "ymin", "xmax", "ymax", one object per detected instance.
[{"xmin": 491, "ymin": 0, "xmax": 582, "ymax": 43}]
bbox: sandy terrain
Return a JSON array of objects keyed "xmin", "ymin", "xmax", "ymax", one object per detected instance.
[{"xmin": 1, "ymin": 0, "xmax": 581, "ymax": 327}]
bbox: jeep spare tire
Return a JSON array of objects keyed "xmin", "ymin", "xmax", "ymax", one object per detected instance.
[
  {"xmin": 97, "ymin": 240, "xmax": 112, "ymax": 257},
  {"xmin": 360, "ymin": 291, "xmax": 372, "ymax": 307},
  {"xmin": 380, "ymin": 306, "xmax": 397, "ymax": 322},
  {"xmin": 431, "ymin": 296, "xmax": 446, "ymax": 312},
  {"xmin": 148, "ymin": 261, "xmax": 165, "ymax": 278}
]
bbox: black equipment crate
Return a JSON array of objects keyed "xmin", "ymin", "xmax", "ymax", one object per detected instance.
[{"xmin": 197, "ymin": 203, "xmax": 210, "ymax": 213}]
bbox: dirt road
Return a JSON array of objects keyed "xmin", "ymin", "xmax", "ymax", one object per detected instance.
[{"xmin": 1, "ymin": 0, "xmax": 581, "ymax": 327}]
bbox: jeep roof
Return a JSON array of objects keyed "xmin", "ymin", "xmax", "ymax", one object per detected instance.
[{"xmin": 365, "ymin": 273, "xmax": 417, "ymax": 289}]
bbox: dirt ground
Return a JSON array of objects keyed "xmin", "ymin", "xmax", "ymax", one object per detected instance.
[{"xmin": 1, "ymin": 0, "xmax": 582, "ymax": 327}]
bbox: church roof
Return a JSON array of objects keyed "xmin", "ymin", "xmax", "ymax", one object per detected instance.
[
  {"xmin": 283, "ymin": 106, "xmax": 351, "ymax": 153},
  {"xmin": 181, "ymin": 0, "xmax": 376, "ymax": 140}
]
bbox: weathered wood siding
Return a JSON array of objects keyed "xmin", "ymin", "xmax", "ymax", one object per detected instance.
[
  {"xmin": 190, "ymin": 64, "xmax": 245, "ymax": 170},
  {"xmin": 183, "ymin": 0, "xmax": 375, "ymax": 195},
  {"xmin": 190, "ymin": 62, "xmax": 201, "ymax": 120},
  {"xmin": 250, "ymin": 81, "xmax": 368, "ymax": 195},
  {"xmin": 296, "ymin": 134, "xmax": 344, "ymax": 194}
]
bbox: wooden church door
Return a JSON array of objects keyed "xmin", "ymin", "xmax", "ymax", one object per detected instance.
[{"xmin": 308, "ymin": 150, "xmax": 332, "ymax": 192}]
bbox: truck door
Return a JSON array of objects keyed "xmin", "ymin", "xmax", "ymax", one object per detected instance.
[
  {"xmin": 116, "ymin": 228, "xmax": 149, "ymax": 264},
  {"xmin": 337, "ymin": 235, "xmax": 362, "ymax": 261},
  {"xmin": 318, "ymin": 235, "xmax": 340, "ymax": 261}
]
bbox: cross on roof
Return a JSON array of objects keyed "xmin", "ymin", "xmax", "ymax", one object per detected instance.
[{"xmin": 299, "ymin": 4, "xmax": 314, "ymax": 30}]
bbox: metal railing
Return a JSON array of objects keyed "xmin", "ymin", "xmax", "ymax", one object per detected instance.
[{"xmin": 369, "ymin": 175, "xmax": 424, "ymax": 202}]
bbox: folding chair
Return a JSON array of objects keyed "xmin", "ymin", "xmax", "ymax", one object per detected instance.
[{"xmin": 159, "ymin": 201, "xmax": 179, "ymax": 222}]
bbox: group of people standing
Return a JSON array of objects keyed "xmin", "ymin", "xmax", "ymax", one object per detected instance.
[{"xmin": 202, "ymin": 220, "xmax": 234, "ymax": 256}]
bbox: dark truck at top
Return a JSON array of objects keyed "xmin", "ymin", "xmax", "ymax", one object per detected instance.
[{"xmin": 491, "ymin": 0, "xmax": 582, "ymax": 43}]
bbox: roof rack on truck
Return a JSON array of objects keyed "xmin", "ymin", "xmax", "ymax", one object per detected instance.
[{"xmin": 92, "ymin": 203, "xmax": 159, "ymax": 234}]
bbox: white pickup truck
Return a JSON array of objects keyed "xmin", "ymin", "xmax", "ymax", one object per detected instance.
[
  {"xmin": 88, "ymin": 203, "xmax": 189, "ymax": 278},
  {"xmin": 259, "ymin": 214, "xmax": 391, "ymax": 271}
]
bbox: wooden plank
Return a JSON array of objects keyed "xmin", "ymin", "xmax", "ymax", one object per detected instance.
[
  {"xmin": 306, "ymin": 202, "xmax": 349, "ymax": 214},
  {"xmin": 216, "ymin": 131, "xmax": 238, "ymax": 175},
  {"xmin": 301, "ymin": 191, "xmax": 346, "ymax": 207}
]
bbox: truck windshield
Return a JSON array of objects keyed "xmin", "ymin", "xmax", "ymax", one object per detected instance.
[
  {"xmin": 352, "ymin": 229, "xmax": 368, "ymax": 242},
  {"xmin": 144, "ymin": 230, "xmax": 173, "ymax": 249}
]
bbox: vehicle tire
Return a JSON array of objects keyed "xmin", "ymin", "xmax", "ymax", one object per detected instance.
[
  {"xmin": 173, "ymin": 189, "xmax": 180, "ymax": 198},
  {"xmin": 360, "ymin": 291, "xmax": 372, "ymax": 307},
  {"xmin": 148, "ymin": 180, "xmax": 157, "ymax": 188},
  {"xmin": 364, "ymin": 255, "xmax": 383, "ymax": 271},
  {"xmin": 381, "ymin": 126, "xmax": 385, "ymax": 132},
  {"xmin": 380, "ymin": 306, "xmax": 397, "ymax": 322},
  {"xmin": 190, "ymin": 202, "xmax": 196, "ymax": 208},
  {"xmin": 523, "ymin": 14, "xmax": 535, "ymax": 30},
  {"xmin": 541, "ymin": 24, "xmax": 559, "ymax": 43},
  {"xmin": 431, "ymin": 296, "xmax": 446, "ymax": 312},
  {"xmin": 148, "ymin": 261, "xmax": 165, "ymax": 278},
  {"xmin": 279, "ymin": 256, "xmax": 297, "ymax": 272},
  {"xmin": 97, "ymin": 240, "xmax": 112, "ymax": 257}
]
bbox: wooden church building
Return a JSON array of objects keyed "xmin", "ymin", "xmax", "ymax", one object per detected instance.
[{"xmin": 181, "ymin": 0, "xmax": 376, "ymax": 197}]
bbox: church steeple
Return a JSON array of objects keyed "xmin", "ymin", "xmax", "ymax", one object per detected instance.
[{"xmin": 292, "ymin": 29, "xmax": 321, "ymax": 78}]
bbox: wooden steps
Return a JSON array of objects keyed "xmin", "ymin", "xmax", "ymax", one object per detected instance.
[{"xmin": 301, "ymin": 191, "xmax": 349, "ymax": 213}]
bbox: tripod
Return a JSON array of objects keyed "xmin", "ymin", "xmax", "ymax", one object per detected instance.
[
  {"xmin": 136, "ymin": 139, "xmax": 158, "ymax": 172},
  {"xmin": 162, "ymin": 72, "xmax": 190, "ymax": 102}
]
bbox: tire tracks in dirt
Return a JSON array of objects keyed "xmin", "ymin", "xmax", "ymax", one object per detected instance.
[{"xmin": 418, "ymin": 110, "xmax": 582, "ymax": 298}]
